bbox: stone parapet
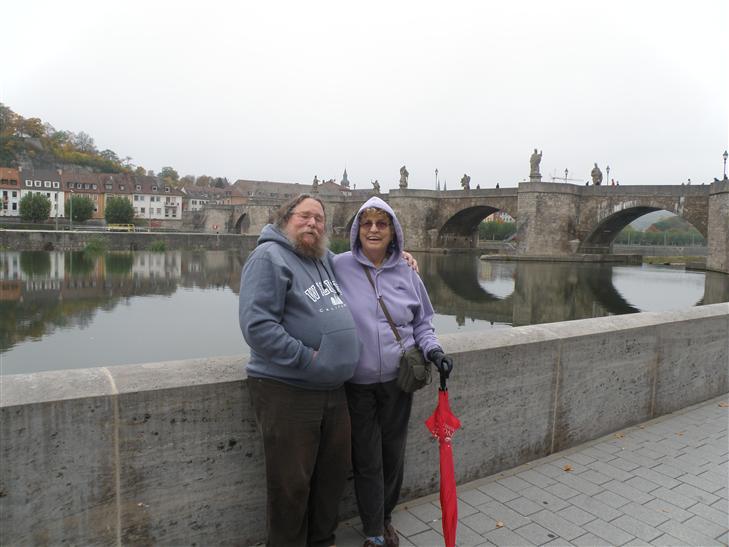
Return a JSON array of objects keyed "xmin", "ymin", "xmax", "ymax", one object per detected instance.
[{"xmin": 1, "ymin": 304, "xmax": 727, "ymax": 545}]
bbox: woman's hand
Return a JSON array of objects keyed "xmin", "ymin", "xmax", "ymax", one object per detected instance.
[{"xmin": 402, "ymin": 251, "xmax": 419, "ymax": 273}]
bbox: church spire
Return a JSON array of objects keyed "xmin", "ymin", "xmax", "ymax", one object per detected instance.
[{"xmin": 341, "ymin": 168, "xmax": 350, "ymax": 188}]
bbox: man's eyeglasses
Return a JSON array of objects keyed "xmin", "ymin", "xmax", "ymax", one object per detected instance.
[
  {"xmin": 360, "ymin": 220, "xmax": 390, "ymax": 230},
  {"xmin": 292, "ymin": 211, "xmax": 325, "ymax": 225}
]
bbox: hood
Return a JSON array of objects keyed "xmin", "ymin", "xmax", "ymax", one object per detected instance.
[
  {"xmin": 349, "ymin": 196, "xmax": 405, "ymax": 267},
  {"xmin": 257, "ymin": 223, "xmax": 295, "ymax": 250}
]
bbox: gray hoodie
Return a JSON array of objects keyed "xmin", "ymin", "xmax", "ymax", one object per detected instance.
[{"xmin": 239, "ymin": 224, "xmax": 360, "ymax": 389}]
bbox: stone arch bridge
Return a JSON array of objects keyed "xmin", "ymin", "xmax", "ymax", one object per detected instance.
[{"xmin": 200, "ymin": 182, "xmax": 729, "ymax": 273}]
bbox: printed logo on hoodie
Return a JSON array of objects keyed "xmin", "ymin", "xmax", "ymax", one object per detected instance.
[{"xmin": 304, "ymin": 280, "xmax": 346, "ymax": 312}]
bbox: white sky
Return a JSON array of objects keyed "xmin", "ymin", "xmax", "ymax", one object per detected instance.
[{"xmin": 3, "ymin": 0, "xmax": 728, "ymax": 191}]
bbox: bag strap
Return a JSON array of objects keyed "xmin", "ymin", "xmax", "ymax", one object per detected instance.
[{"xmin": 363, "ymin": 266, "xmax": 404, "ymax": 350}]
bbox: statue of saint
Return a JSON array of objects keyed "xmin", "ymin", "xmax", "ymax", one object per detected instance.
[
  {"xmin": 311, "ymin": 175, "xmax": 319, "ymax": 193},
  {"xmin": 399, "ymin": 165, "xmax": 409, "ymax": 189},
  {"xmin": 530, "ymin": 149, "xmax": 542, "ymax": 177},
  {"xmin": 372, "ymin": 179, "xmax": 380, "ymax": 194},
  {"xmin": 591, "ymin": 163, "xmax": 603, "ymax": 186},
  {"xmin": 460, "ymin": 173, "xmax": 471, "ymax": 190}
]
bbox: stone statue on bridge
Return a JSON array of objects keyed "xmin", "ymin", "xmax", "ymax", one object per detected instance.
[
  {"xmin": 371, "ymin": 179, "xmax": 380, "ymax": 194},
  {"xmin": 311, "ymin": 175, "xmax": 319, "ymax": 193},
  {"xmin": 460, "ymin": 173, "xmax": 471, "ymax": 190},
  {"xmin": 399, "ymin": 165, "xmax": 409, "ymax": 189},
  {"xmin": 529, "ymin": 149, "xmax": 542, "ymax": 182},
  {"xmin": 591, "ymin": 163, "xmax": 603, "ymax": 186}
]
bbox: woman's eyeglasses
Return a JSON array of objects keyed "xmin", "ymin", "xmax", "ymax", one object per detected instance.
[{"xmin": 360, "ymin": 220, "xmax": 390, "ymax": 230}]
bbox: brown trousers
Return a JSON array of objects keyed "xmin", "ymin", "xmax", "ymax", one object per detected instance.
[{"xmin": 248, "ymin": 378, "xmax": 351, "ymax": 547}]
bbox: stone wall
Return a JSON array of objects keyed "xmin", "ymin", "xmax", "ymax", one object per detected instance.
[
  {"xmin": 0, "ymin": 229, "xmax": 258, "ymax": 252},
  {"xmin": 1, "ymin": 304, "xmax": 727, "ymax": 546}
]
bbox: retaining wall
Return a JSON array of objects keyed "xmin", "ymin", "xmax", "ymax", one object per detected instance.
[{"xmin": 1, "ymin": 304, "xmax": 727, "ymax": 545}]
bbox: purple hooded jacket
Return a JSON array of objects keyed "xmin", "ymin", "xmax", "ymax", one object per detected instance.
[{"xmin": 332, "ymin": 196, "xmax": 442, "ymax": 384}]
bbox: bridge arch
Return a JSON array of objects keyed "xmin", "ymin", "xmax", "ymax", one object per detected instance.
[
  {"xmin": 233, "ymin": 212, "xmax": 249, "ymax": 234},
  {"xmin": 579, "ymin": 206, "xmax": 706, "ymax": 253},
  {"xmin": 438, "ymin": 205, "xmax": 514, "ymax": 248}
]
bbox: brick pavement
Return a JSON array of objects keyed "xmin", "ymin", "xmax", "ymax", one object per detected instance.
[{"xmin": 336, "ymin": 395, "xmax": 728, "ymax": 546}]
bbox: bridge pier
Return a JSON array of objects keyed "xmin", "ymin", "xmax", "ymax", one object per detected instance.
[
  {"xmin": 707, "ymin": 181, "xmax": 729, "ymax": 274},
  {"xmin": 515, "ymin": 183, "xmax": 581, "ymax": 255}
]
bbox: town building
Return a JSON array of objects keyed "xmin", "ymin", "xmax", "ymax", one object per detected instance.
[{"xmin": 0, "ymin": 167, "xmax": 21, "ymax": 216}]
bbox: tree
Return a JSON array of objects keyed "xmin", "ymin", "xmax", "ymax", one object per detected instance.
[
  {"xmin": 180, "ymin": 175, "xmax": 195, "ymax": 186},
  {"xmin": 159, "ymin": 166, "xmax": 179, "ymax": 183},
  {"xmin": 65, "ymin": 195, "xmax": 95, "ymax": 223},
  {"xmin": 19, "ymin": 193, "xmax": 51, "ymax": 222},
  {"xmin": 72, "ymin": 131, "xmax": 97, "ymax": 153},
  {"xmin": 134, "ymin": 166, "xmax": 146, "ymax": 176},
  {"xmin": 99, "ymin": 149, "xmax": 120, "ymax": 163},
  {"xmin": 213, "ymin": 177, "xmax": 229, "ymax": 188},
  {"xmin": 105, "ymin": 196, "xmax": 134, "ymax": 224},
  {"xmin": 195, "ymin": 175, "xmax": 212, "ymax": 187}
]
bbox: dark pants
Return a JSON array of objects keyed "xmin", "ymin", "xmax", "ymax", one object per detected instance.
[
  {"xmin": 248, "ymin": 378, "xmax": 351, "ymax": 547},
  {"xmin": 345, "ymin": 380, "xmax": 413, "ymax": 537}
]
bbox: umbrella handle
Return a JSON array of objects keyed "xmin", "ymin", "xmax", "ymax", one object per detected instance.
[{"xmin": 439, "ymin": 368, "xmax": 448, "ymax": 391}]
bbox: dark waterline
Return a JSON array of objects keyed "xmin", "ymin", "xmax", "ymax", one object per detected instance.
[{"xmin": 1, "ymin": 250, "xmax": 727, "ymax": 375}]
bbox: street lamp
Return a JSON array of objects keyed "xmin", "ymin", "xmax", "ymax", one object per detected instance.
[
  {"xmin": 723, "ymin": 150, "xmax": 728, "ymax": 178},
  {"xmin": 606, "ymin": 165, "xmax": 610, "ymax": 185},
  {"xmin": 69, "ymin": 189, "xmax": 74, "ymax": 231}
]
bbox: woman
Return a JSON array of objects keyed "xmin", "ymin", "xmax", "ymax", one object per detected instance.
[{"xmin": 333, "ymin": 196, "xmax": 453, "ymax": 547}]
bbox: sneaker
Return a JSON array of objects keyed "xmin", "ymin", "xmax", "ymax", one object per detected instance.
[{"xmin": 384, "ymin": 523, "xmax": 399, "ymax": 547}]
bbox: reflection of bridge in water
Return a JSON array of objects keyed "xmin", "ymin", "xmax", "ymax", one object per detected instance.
[{"xmin": 418, "ymin": 253, "xmax": 729, "ymax": 327}]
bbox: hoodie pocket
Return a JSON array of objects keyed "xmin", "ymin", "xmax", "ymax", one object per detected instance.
[{"xmin": 309, "ymin": 326, "xmax": 360, "ymax": 385}]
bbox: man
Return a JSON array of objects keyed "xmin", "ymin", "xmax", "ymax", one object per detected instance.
[{"xmin": 239, "ymin": 194, "xmax": 360, "ymax": 547}]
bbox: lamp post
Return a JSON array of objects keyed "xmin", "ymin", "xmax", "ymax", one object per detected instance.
[
  {"xmin": 723, "ymin": 150, "xmax": 728, "ymax": 179},
  {"xmin": 606, "ymin": 165, "xmax": 610, "ymax": 185},
  {"xmin": 435, "ymin": 168, "xmax": 439, "ymax": 191},
  {"xmin": 564, "ymin": 168, "xmax": 568, "ymax": 182}
]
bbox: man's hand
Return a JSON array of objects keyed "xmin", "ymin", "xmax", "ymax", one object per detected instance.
[{"xmin": 402, "ymin": 251, "xmax": 419, "ymax": 273}]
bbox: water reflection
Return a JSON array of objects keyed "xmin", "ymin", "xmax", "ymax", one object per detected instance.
[
  {"xmin": 415, "ymin": 253, "xmax": 728, "ymax": 327},
  {"xmin": 1, "ymin": 250, "xmax": 727, "ymax": 374}
]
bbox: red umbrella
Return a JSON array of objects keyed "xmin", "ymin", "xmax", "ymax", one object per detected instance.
[{"xmin": 425, "ymin": 374, "xmax": 461, "ymax": 547}]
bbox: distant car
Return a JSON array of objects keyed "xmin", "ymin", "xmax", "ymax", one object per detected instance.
[{"xmin": 106, "ymin": 224, "xmax": 135, "ymax": 232}]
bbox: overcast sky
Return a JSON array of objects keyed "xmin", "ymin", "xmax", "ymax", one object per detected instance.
[{"xmin": 4, "ymin": 0, "xmax": 728, "ymax": 191}]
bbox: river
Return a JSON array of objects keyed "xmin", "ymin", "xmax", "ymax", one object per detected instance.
[{"xmin": 1, "ymin": 250, "xmax": 727, "ymax": 375}]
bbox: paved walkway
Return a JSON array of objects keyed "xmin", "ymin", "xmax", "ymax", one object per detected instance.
[{"xmin": 336, "ymin": 395, "xmax": 729, "ymax": 547}]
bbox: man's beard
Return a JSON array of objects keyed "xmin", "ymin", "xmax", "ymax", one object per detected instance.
[{"xmin": 292, "ymin": 231, "xmax": 329, "ymax": 258}]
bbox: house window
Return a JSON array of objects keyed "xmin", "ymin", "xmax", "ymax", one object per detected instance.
[
  {"xmin": 34, "ymin": 180, "xmax": 41, "ymax": 187},
  {"xmin": 120, "ymin": 185, "xmax": 125, "ymax": 190},
  {"xmin": 12, "ymin": 203, "xmax": 17, "ymax": 210},
  {"xmin": 136, "ymin": 185, "xmax": 141, "ymax": 191},
  {"xmin": 105, "ymin": 184, "xmax": 112, "ymax": 190},
  {"xmin": 44, "ymin": 181, "xmax": 51, "ymax": 188},
  {"xmin": 25, "ymin": 180, "xmax": 32, "ymax": 187},
  {"xmin": 165, "ymin": 187, "xmax": 170, "ymax": 193},
  {"xmin": 53, "ymin": 182, "xmax": 59, "ymax": 188},
  {"xmin": 140, "ymin": 207, "xmax": 145, "ymax": 214},
  {"xmin": 92, "ymin": 184, "xmax": 97, "ymax": 189},
  {"xmin": 12, "ymin": 191, "xmax": 17, "ymax": 197},
  {"xmin": 152, "ymin": 185, "xmax": 157, "ymax": 191},
  {"xmin": 156, "ymin": 208, "xmax": 161, "ymax": 214},
  {"xmin": 172, "ymin": 211, "xmax": 177, "ymax": 218},
  {"xmin": 84, "ymin": 183, "xmax": 90, "ymax": 189}
]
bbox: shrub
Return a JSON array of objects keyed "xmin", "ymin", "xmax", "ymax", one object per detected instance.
[
  {"xmin": 105, "ymin": 196, "xmax": 134, "ymax": 224},
  {"xmin": 19, "ymin": 193, "xmax": 51, "ymax": 222},
  {"xmin": 65, "ymin": 195, "xmax": 95, "ymax": 223},
  {"xmin": 84, "ymin": 236, "xmax": 108, "ymax": 255},
  {"xmin": 148, "ymin": 240, "xmax": 167, "ymax": 252}
]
